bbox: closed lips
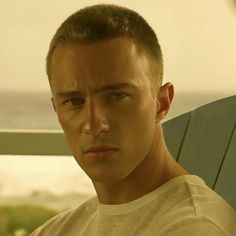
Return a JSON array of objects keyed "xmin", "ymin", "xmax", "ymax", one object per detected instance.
[{"xmin": 85, "ymin": 147, "xmax": 117, "ymax": 153}]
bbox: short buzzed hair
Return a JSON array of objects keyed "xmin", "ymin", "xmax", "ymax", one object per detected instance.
[{"xmin": 46, "ymin": 4, "xmax": 164, "ymax": 94}]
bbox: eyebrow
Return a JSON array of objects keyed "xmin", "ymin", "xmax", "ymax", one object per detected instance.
[{"xmin": 56, "ymin": 82, "xmax": 138, "ymax": 97}]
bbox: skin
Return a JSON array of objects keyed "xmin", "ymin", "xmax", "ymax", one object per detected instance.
[{"xmin": 50, "ymin": 37, "xmax": 189, "ymax": 204}]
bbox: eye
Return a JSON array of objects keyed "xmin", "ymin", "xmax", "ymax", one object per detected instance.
[
  {"xmin": 63, "ymin": 97, "xmax": 84, "ymax": 106},
  {"xmin": 107, "ymin": 92, "xmax": 129, "ymax": 101}
]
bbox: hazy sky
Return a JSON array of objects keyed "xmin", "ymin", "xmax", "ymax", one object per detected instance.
[{"xmin": 1, "ymin": 0, "xmax": 236, "ymax": 94}]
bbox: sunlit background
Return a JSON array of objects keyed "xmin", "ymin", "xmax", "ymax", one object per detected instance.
[
  {"xmin": 0, "ymin": 1, "xmax": 236, "ymax": 234},
  {"xmin": 1, "ymin": 0, "xmax": 236, "ymax": 130}
]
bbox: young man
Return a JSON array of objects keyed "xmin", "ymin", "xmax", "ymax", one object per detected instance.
[{"xmin": 31, "ymin": 4, "xmax": 236, "ymax": 235}]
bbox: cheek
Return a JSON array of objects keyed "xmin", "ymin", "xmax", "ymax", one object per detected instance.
[
  {"xmin": 56, "ymin": 110, "xmax": 81, "ymax": 148},
  {"xmin": 121, "ymin": 102, "xmax": 156, "ymax": 155},
  {"xmin": 57, "ymin": 111, "xmax": 73, "ymax": 132},
  {"xmin": 57, "ymin": 109, "xmax": 79, "ymax": 130}
]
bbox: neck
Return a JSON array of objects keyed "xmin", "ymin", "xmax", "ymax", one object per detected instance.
[{"xmin": 92, "ymin": 125, "xmax": 189, "ymax": 204}]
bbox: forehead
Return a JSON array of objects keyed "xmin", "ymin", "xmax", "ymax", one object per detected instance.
[{"xmin": 50, "ymin": 37, "xmax": 151, "ymax": 94}]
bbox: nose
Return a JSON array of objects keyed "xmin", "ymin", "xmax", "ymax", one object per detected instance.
[{"xmin": 82, "ymin": 97, "xmax": 110, "ymax": 136}]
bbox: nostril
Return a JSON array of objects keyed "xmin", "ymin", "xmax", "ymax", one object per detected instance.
[
  {"xmin": 100, "ymin": 118, "xmax": 109, "ymax": 129},
  {"xmin": 82, "ymin": 121, "xmax": 92, "ymax": 135},
  {"xmin": 82, "ymin": 118, "xmax": 110, "ymax": 136}
]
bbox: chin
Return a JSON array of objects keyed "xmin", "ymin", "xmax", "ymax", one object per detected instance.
[{"xmin": 88, "ymin": 169, "xmax": 130, "ymax": 184}]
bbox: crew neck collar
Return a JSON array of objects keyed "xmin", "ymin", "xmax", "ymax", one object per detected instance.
[{"xmin": 97, "ymin": 175, "xmax": 205, "ymax": 215}]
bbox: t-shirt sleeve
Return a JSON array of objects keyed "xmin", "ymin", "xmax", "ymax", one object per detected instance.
[
  {"xmin": 29, "ymin": 208, "xmax": 73, "ymax": 236},
  {"xmin": 30, "ymin": 226, "xmax": 42, "ymax": 236},
  {"xmin": 159, "ymin": 217, "xmax": 227, "ymax": 236}
]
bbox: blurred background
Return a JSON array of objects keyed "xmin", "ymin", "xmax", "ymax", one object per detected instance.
[
  {"xmin": 1, "ymin": 0, "xmax": 236, "ymax": 129},
  {"xmin": 0, "ymin": 0, "xmax": 236, "ymax": 235}
]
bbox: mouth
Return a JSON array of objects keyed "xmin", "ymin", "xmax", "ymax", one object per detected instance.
[{"xmin": 85, "ymin": 149, "xmax": 118, "ymax": 158}]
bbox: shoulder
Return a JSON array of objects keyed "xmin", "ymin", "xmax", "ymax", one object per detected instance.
[
  {"xmin": 158, "ymin": 175, "xmax": 236, "ymax": 235},
  {"xmin": 158, "ymin": 216, "xmax": 228, "ymax": 236},
  {"xmin": 30, "ymin": 196, "xmax": 98, "ymax": 236}
]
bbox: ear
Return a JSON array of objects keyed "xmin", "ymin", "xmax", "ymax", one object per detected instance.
[
  {"xmin": 51, "ymin": 97, "xmax": 56, "ymax": 112},
  {"xmin": 156, "ymin": 82, "xmax": 174, "ymax": 122}
]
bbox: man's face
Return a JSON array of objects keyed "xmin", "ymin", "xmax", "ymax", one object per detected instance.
[{"xmin": 50, "ymin": 37, "xmax": 159, "ymax": 183}]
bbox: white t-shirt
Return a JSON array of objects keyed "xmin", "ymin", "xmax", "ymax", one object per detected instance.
[{"xmin": 30, "ymin": 175, "xmax": 236, "ymax": 235}]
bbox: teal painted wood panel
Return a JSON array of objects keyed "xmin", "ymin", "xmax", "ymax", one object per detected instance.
[
  {"xmin": 177, "ymin": 96, "xmax": 236, "ymax": 188},
  {"xmin": 214, "ymin": 122, "xmax": 236, "ymax": 209},
  {"xmin": 162, "ymin": 112, "xmax": 191, "ymax": 160}
]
